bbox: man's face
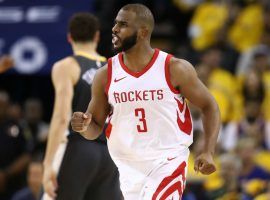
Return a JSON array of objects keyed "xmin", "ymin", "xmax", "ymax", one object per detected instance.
[
  {"xmin": 112, "ymin": 10, "xmax": 138, "ymax": 53},
  {"xmin": 27, "ymin": 162, "xmax": 43, "ymax": 195}
]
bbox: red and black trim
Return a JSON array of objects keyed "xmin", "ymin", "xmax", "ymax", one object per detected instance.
[
  {"xmin": 118, "ymin": 49, "xmax": 159, "ymax": 78},
  {"xmin": 165, "ymin": 54, "xmax": 180, "ymax": 94},
  {"xmin": 105, "ymin": 58, "xmax": 112, "ymax": 96},
  {"xmin": 105, "ymin": 121, "xmax": 112, "ymax": 139}
]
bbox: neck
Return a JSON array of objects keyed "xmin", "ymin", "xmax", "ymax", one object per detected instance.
[
  {"xmin": 122, "ymin": 43, "xmax": 155, "ymax": 72},
  {"xmin": 72, "ymin": 42, "xmax": 99, "ymax": 56}
]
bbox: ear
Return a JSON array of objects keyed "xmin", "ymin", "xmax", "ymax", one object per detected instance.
[
  {"xmin": 67, "ymin": 33, "xmax": 73, "ymax": 44},
  {"xmin": 138, "ymin": 26, "xmax": 149, "ymax": 39},
  {"xmin": 93, "ymin": 31, "xmax": 100, "ymax": 43}
]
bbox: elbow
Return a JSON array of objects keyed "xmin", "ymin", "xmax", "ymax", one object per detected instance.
[
  {"xmin": 203, "ymin": 97, "xmax": 221, "ymax": 119},
  {"xmin": 211, "ymin": 98, "xmax": 220, "ymax": 115},
  {"xmin": 80, "ymin": 129, "xmax": 102, "ymax": 140},
  {"xmin": 213, "ymin": 99, "xmax": 221, "ymax": 121}
]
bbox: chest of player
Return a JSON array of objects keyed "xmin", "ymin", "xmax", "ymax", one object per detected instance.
[
  {"xmin": 108, "ymin": 69, "xmax": 175, "ymax": 106},
  {"xmin": 107, "ymin": 50, "xmax": 176, "ymax": 106}
]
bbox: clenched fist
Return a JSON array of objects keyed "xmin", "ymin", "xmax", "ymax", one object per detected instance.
[
  {"xmin": 194, "ymin": 152, "xmax": 216, "ymax": 175},
  {"xmin": 71, "ymin": 112, "xmax": 92, "ymax": 133}
]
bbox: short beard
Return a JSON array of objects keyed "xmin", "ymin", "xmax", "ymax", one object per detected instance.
[{"xmin": 113, "ymin": 32, "xmax": 137, "ymax": 53}]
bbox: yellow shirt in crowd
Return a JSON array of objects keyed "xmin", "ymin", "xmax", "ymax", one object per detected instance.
[
  {"xmin": 189, "ymin": 2, "xmax": 228, "ymax": 51},
  {"xmin": 262, "ymin": 72, "xmax": 270, "ymax": 120},
  {"xmin": 229, "ymin": 4, "xmax": 264, "ymax": 53},
  {"xmin": 208, "ymin": 68, "xmax": 242, "ymax": 122}
]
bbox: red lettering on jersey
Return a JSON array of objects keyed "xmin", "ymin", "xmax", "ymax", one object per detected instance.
[
  {"xmin": 149, "ymin": 90, "xmax": 156, "ymax": 100},
  {"xmin": 143, "ymin": 91, "xmax": 149, "ymax": 101},
  {"xmin": 157, "ymin": 89, "xmax": 163, "ymax": 100},
  {"xmin": 128, "ymin": 91, "xmax": 135, "ymax": 101},
  {"xmin": 112, "ymin": 90, "xmax": 164, "ymax": 103},
  {"xmin": 135, "ymin": 90, "xmax": 142, "ymax": 101},
  {"xmin": 121, "ymin": 92, "xmax": 127, "ymax": 102},
  {"xmin": 114, "ymin": 92, "xmax": 120, "ymax": 103}
]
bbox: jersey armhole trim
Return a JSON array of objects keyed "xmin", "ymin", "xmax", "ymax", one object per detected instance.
[
  {"xmin": 165, "ymin": 54, "xmax": 180, "ymax": 94},
  {"xmin": 105, "ymin": 58, "xmax": 112, "ymax": 96}
]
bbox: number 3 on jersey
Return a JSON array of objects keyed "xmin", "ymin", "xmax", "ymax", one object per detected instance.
[{"xmin": 135, "ymin": 108, "xmax": 148, "ymax": 133}]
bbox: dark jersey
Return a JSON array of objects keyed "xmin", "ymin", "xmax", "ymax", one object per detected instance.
[
  {"xmin": 69, "ymin": 55, "xmax": 106, "ymax": 143},
  {"xmin": 52, "ymin": 55, "xmax": 122, "ymax": 200}
]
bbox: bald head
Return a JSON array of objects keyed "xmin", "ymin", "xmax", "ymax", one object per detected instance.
[{"xmin": 121, "ymin": 4, "xmax": 154, "ymax": 35}]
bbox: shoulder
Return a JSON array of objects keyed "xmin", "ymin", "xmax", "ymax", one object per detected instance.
[
  {"xmin": 94, "ymin": 63, "xmax": 108, "ymax": 86},
  {"xmin": 52, "ymin": 57, "xmax": 78, "ymax": 72},
  {"xmin": 170, "ymin": 57, "xmax": 195, "ymax": 73},
  {"xmin": 52, "ymin": 56, "xmax": 80, "ymax": 84},
  {"xmin": 95, "ymin": 55, "xmax": 107, "ymax": 62},
  {"xmin": 169, "ymin": 57, "xmax": 197, "ymax": 82}
]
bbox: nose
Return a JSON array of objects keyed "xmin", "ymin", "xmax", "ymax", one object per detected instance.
[{"xmin": 112, "ymin": 23, "xmax": 119, "ymax": 34}]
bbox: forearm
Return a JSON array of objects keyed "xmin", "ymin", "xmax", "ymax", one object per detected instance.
[
  {"xmin": 81, "ymin": 119, "xmax": 103, "ymax": 140},
  {"xmin": 201, "ymin": 100, "xmax": 221, "ymax": 155},
  {"xmin": 43, "ymin": 117, "xmax": 69, "ymax": 167}
]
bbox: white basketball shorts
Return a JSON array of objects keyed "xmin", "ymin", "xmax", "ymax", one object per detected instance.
[{"xmin": 114, "ymin": 148, "xmax": 189, "ymax": 200}]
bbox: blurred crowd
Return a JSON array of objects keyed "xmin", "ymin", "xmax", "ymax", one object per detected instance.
[
  {"xmin": 0, "ymin": 0, "xmax": 270, "ymax": 199},
  {"xmin": 169, "ymin": 0, "xmax": 270, "ymax": 199}
]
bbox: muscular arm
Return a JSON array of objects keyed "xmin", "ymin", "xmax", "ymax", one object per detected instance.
[
  {"xmin": 79, "ymin": 65, "xmax": 111, "ymax": 140},
  {"xmin": 43, "ymin": 58, "xmax": 79, "ymax": 167},
  {"xmin": 170, "ymin": 58, "xmax": 220, "ymax": 155}
]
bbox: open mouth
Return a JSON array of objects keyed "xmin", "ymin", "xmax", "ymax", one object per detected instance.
[{"xmin": 112, "ymin": 34, "xmax": 120, "ymax": 45}]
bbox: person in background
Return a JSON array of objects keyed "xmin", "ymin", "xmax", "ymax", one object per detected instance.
[
  {"xmin": 42, "ymin": 12, "xmax": 121, "ymax": 200},
  {"xmin": 206, "ymin": 153, "xmax": 242, "ymax": 200},
  {"xmin": 0, "ymin": 90, "xmax": 31, "ymax": 200},
  {"xmin": 12, "ymin": 156, "xmax": 43, "ymax": 200},
  {"xmin": 0, "ymin": 55, "xmax": 14, "ymax": 74},
  {"xmin": 21, "ymin": 98, "xmax": 49, "ymax": 156},
  {"xmin": 236, "ymin": 137, "xmax": 270, "ymax": 183}
]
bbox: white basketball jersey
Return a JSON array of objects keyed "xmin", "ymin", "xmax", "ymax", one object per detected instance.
[{"xmin": 106, "ymin": 49, "xmax": 193, "ymax": 161}]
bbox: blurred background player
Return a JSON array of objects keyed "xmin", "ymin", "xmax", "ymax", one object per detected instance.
[
  {"xmin": 0, "ymin": 90, "xmax": 31, "ymax": 200},
  {"xmin": 12, "ymin": 156, "xmax": 43, "ymax": 200},
  {"xmin": 42, "ymin": 13, "xmax": 121, "ymax": 200},
  {"xmin": 0, "ymin": 55, "xmax": 14, "ymax": 74}
]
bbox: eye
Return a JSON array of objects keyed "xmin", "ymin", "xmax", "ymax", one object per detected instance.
[
  {"xmin": 118, "ymin": 21, "xmax": 128, "ymax": 27},
  {"xmin": 122, "ymin": 23, "xmax": 128, "ymax": 27}
]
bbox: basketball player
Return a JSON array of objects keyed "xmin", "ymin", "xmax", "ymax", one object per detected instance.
[
  {"xmin": 71, "ymin": 4, "xmax": 220, "ymax": 200},
  {"xmin": 42, "ymin": 13, "xmax": 121, "ymax": 200}
]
